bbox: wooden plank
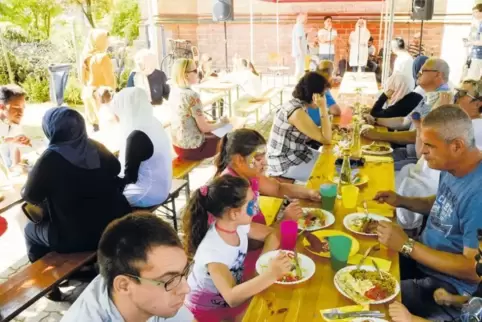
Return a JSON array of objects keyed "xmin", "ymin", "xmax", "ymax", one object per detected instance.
[
  {"xmin": 0, "ymin": 252, "xmax": 96, "ymax": 322},
  {"xmin": 172, "ymin": 158, "xmax": 202, "ymax": 180}
]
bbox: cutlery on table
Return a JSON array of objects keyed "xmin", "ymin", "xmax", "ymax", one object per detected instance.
[
  {"xmin": 372, "ymin": 259, "xmax": 384, "ymax": 279},
  {"xmin": 292, "ymin": 247, "xmax": 302, "ymax": 278},
  {"xmin": 322, "ymin": 311, "xmax": 385, "ymax": 320}
]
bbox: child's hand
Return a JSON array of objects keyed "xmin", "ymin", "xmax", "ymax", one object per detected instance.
[
  {"xmin": 267, "ymin": 252, "xmax": 292, "ymax": 280},
  {"xmin": 389, "ymin": 301, "xmax": 413, "ymax": 322},
  {"xmin": 434, "ymin": 288, "xmax": 461, "ymax": 306}
]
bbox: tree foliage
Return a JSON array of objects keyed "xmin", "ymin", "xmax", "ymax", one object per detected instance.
[
  {"xmin": 110, "ymin": 0, "xmax": 140, "ymax": 44},
  {"xmin": 0, "ymin": 0, "xmax": 62, "ymax": 40},
  {"xmin": 66, "ymin": 0, "xmax": 112, "ymax": 28}
]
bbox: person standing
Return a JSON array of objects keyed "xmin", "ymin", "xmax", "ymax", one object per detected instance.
[
  {"xmin": 392, "ymin": 37, "xmax": 415, "ymax": 90},
  {"xmin": 292, "ymin": 13, "xmax": 308, "ymax": 80},
  {"xmin": 81, "ymin": 29, "xmax": 116, "ymax": 132},
  {"xmin": 349, "ymin": 19, "xmax": 371, "ymax": 72},
  {"xmin": 466, "ymin": 4, "xmax": 482, "ymax": 80},
  {"xmin": 317, "ymin": 16, "xmax": 337, "ymax": 62},
  {"xmin": 367, "ymin": 37, "xmax": 378, "ymax": 73}
]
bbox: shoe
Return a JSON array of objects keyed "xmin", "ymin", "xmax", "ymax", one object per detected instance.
[{"xmin": 46, "ymin": 286, "xmax": 63, "ymax": 302}]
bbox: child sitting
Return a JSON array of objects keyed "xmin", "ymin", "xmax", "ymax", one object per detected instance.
[{"xmin": 183, "ymin": 175, "xmax": 292, "ymax": 322}]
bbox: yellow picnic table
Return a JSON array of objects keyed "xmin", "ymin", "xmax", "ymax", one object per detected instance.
[{"xmin": 245, "ymin": 133, "xmax": 399, "ymax": 322}]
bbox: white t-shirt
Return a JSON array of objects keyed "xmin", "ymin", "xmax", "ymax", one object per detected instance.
[
  {"xmin": 393, "ymin": 51, "xmax": 415, "ymax": 89},
  {"xmin": 233, "ymin": 70, "xmax": 262, "ymax": 98},
  {"xmin": 292, "ymin": 23, "xmax": 307, "ymax": 57},
  {"xmin": 61, "ymin": 275, "xmax": 194, "ymax": 322},
  {"xmin": 185, "ymin": 223, "xmax": 250, "ymax": 311},
  {"xmin": 317, "ymin": 28, "xmax": 337, "ymax": 55},
  {"xmin": 0, "ymin": 120, "xmax": 22, "ymax": 168}
]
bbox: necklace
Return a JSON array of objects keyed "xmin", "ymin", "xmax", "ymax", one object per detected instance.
[{"xmin": 215, "ymin": 223, "xmax": 237, "ymax": 234}]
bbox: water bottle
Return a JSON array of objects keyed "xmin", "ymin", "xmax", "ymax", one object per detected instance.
[{"xmin": 461, "ymin": 297, "xmax": 482, "ymax": 322}]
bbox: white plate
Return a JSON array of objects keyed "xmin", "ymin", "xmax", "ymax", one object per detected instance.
[
  {"xmin": 334, "ymin": 265, "xmax": 400, "ymax": 305},
  {"xmin": 352, "ymin": 319, "xmax": 389, "ymax": 322},
  {"xmin": 256, "ymin": 250, "xmax": 316, "ymax": 285},
  {"xmin": 361, "ymin": 145, "xmax": 393, "ymax": 156},
  {"xmin": 343, "ymin": 213, "xmax": 391, "ymax": 236},
  {"xmin": 298, "ymin": 208, "xmax": 335, "ymax": 231}
]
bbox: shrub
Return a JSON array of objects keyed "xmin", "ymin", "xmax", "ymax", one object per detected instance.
[
  {"xmin": 64, "ymin": 75, "xmax": 83, "ymax": 105},
  {"xmin": 22, "ymin": 74, "xmax": 50, "ymax": 102}
]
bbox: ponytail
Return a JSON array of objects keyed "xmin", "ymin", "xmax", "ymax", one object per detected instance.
[
  {"xmin": 214, "ymin": 135, "xmax": 230, "ymax": 176},
  {"xmin": 182, "ymin": 176, "xmax": 251, "ymax": 258},
  {"xmin": 182, "ymin": 189, "xmax": 209, "ymax": 258}
]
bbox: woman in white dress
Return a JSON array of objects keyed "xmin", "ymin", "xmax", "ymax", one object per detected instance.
[{"xmin": 349, "ymin": 19, "xmax": 371, "ymax": 72}]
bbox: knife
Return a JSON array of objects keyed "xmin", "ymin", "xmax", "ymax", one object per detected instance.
[
  {"xmin": 322, "ymin": 311, "xmax": 385, "ymax": 320},
  {"xmin": 293, "ymin": 248, "xmax": 302, "ymax": 278}
]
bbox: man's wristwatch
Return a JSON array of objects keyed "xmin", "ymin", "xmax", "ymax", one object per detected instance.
[{"xmin": 400, "ymin": 238, "xmax": 416, "ymax": 257}]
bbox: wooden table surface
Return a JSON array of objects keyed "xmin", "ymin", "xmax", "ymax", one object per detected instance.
[{"xmin": 244, "ymin": 141, "xmax": 399, "ymax": 322}]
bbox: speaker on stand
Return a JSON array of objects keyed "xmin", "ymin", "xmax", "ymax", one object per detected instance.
[
  {"xmin": 411, "ymin": 0, "xmax": 434, "ymax": 56},
  {"xmin": 212, "ymin": 0, "xmax": 234, "ymax": 71}
]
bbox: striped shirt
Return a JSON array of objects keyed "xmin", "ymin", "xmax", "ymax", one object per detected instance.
[{"xmin": 408, "ymin": 43, "xmax": 425, "ymax": 57}]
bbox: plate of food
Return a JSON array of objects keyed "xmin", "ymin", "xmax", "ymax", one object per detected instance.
[
  {"xmin": 361, "ymin": 144, "xmax": 393, "ymax": 156},
  {"xmin": 302, "ymin": 230, "xmax": 360, "ymax": 258},
  {"xmin": 352, "ymin": 319, "xmax": 389, "ymax": 322},
  {"xmin": 298, "ymin": 208, "xmax": 335, "ymax": 231},
  {"xmin": 343, "ymin": 213, "xmax": 391, "ymax": 236},
  {"xmin": 334, "ymin": 265, "xmax": 400, "ymax": 304},
  {"xmin": 256, "ymin": 250, "xmax": 316, "ymax": 285},
  {"xmin": 330, "ymin": 173, "xmax": 369, "ymax": 186}
]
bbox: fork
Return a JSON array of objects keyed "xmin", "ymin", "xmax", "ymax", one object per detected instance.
[{"xmin": 372, "ymin": 259, "xmax": 384, "ymax": 279}]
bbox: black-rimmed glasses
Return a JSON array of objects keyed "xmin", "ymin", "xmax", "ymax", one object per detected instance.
[{"xmin": 125, "ymin": 261, "xmax": 193, "ymax": 292}]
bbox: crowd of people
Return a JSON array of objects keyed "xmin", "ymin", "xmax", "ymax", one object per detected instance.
[{"xmin": 1, "ymin": 7, "xmax": 482, "ymax": 322}]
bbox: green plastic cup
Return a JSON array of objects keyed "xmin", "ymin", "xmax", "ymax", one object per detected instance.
[
  {"xmin": 328, "ymin": 236, "xmax": 352, "ymax": 271},
  {"xmin": 319, "ymin": 183, "xmax": 337, "ymax": 212}
]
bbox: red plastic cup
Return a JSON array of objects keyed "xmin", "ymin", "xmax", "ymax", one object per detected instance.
[
  {"xmin": 280, "ymin": 220, "xmax": 298, "ymax": 250},
  {"xmin": 339, "ymin": 107, "xmax": 353, "ymax": 128}
]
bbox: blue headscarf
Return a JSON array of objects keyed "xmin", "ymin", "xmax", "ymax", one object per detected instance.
[
  {"xmin": 412, "ymin": 55, "xmax": 429, "ymax": 83},
  {"xmin": 42, "ymin": 107, "xmax": 100, "ymax": 169}
]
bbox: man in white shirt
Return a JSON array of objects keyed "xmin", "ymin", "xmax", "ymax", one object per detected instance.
[
  {"xmin": 317, "ymin": 16, "xmax": 337, "ymax": 62},
  {"xmin": 62, "ymin": 213, "xmax": 194, "ymax": 322},
  {"xmin": 292, "ymin": 13, "xmax": 308, "ymax": 80},
  {"xmin": 0, "ymin": 85, "xmax": 30, "ymax": 169},
  {"xmin": 392, "ymin": 37, "xmax": 415, "ymax": 89}
]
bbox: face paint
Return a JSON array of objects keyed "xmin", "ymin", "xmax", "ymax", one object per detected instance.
[
  {"xmin": 247, "ymin": 145, "xmax": 267, "ymax": 169},
  {"xmin": 246, "ymin": 199, "xmax": 257, "ymax": 217}
]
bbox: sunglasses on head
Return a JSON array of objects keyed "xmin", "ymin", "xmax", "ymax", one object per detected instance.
[{"xmin": 454, "ymin": 88, "xmax": 479, "ymax": 102}]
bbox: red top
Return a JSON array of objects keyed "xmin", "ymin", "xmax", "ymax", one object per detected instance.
[{"xmin": 0, "ymin": 216, "xmax": 7, "ymax": 237}]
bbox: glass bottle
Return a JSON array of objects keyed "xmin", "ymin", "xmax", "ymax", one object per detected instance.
[
  {"xmin": 351, "ymin": 116, "xmax": 362, "ymax": 158},
  {"xmin": 339, "ymin": 148, "xmax": 352, "ymax": 185}
]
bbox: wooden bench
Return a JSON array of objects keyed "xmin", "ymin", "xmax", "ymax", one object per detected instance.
[
  {"xmin": 172, "ymin": 158, "xmax": 203, "ymax": 200},
  {"xmin": 236, "ymin": 87, "xmax": 284, "ymax": 125},
  {"xmin": 0, "ymin": 251, "xmax": 96, "ymax": 322}
]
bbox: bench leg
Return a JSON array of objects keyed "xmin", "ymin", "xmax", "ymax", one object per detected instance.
[
  {"xmin": 171, "ymin": 198, "xmax": 178, "ymax": 232},
  {"xmin": 184, "ymin": 174, "xmax": 191, "ymax": 200}
]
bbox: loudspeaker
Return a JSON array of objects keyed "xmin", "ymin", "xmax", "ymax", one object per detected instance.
[
  {"xmin": 212, "ymin": 0, "xmax": 234, "ymax": 22},
  {"xmin": 411, "ymin": 0, "xmax": 434, "ymax": 20}
]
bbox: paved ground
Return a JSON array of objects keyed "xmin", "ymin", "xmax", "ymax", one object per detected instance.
[{"xmin": 0, "ymin": 76, "xmax": 290, "ymax": 322}]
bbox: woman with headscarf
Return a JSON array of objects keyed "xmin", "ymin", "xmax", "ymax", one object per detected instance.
[
  {"xmin": 369, "ymin": 73, "xmax": 423, "ymax": 118},
  {"xmin": 81, "ymin": 29, "xmax": 116, "ymax": 132},
  {"xmin": 113, "ymin": 88, "xmax": 173, "ymax": 208},
  {"xmin": 349, "ymin": 19, "xmax": 371, "ymax": 72},
  {"xmin": 22, "ymin": 107, "xmax": 131, "ymax": 263},
  {"xmin": 126, "ymin": 49, "xmax": 170, "ymax": 105}
]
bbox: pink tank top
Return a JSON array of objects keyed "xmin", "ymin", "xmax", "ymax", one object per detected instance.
[{"xmin": 208, "ymin": 168, "xmax": 266, "ymax": 225}]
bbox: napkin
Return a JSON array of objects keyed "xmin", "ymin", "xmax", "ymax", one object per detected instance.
[
  {"xmin": 356, "ymin": 207, "xmax": 394, "ymax": 218},
  {"xmin": 348, "ymin": 254, "xmax": 392, "ymax": 272},
  {"xmin": 321, "ymin": 304, "xmax": 369, "ymax": 321}
]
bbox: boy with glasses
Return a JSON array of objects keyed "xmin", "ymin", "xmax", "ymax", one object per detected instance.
[{"xmin": 62, "ymin": 213, "xmax": 194, "ymax": 321}]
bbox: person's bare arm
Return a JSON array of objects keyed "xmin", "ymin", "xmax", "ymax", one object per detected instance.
[
  {"xmin": 258, "ymin": 175, "xmax": 313, "ymax": 200},
  {"xmin": 13, "ymin": 147, "xmax": 21, "ymax": 166},
  {"xmin": 374, "ymin": 191, "xmax": 435, "ymax": 216},
  {"xmin": 288, "ymin": 109, "xmax": 331, "ymax": 144},
  {"xmin": 363, "ymin": 129, "xmax": 416, "ymax": 145},
  {"xmin": 189, "ymin": 95, "xmax": 227, "ymax": 133},
  {"xmin": 329, "ymin": 104, "xmax": 341, "ymax": 116},
  {"xmin": 375, "ymin": 116, "xmax": 409, "ymax": 130},
  {"xmin": 248, "ymin": 224, "xmax": 281, "ymax": 254},
  {"xmin": 410, "ymin": 244, "xmax": 480, "ymax": 283}
]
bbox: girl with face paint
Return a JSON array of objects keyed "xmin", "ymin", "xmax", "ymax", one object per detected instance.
[
  {"xmin": 215, "ymin": 129, "xmax": 321, "ymax": 226},
  {"xmin": 182, "ymin": 176, "xmax": 291, "ymax": 322}
]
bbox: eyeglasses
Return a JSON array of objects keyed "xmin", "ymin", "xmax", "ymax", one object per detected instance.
[
  {"xmin": 417, "ymin": 69, "xmax": 438, "ymax": 76},
  {"xmin": 187, "ymin": 69, "xmax": 198, "ymax": 74},
  {"xmin": 454, "ymin": 88, "xmax": 479, "ymax": 102},
  {"xmin": 125, "ymin": 261, "xmax": 193, "ymax": 292}
]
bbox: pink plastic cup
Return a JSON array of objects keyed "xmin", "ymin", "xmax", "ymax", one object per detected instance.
[{"xmin": 280, "ymin": 220, "xmax": 298, "ymax": 250}]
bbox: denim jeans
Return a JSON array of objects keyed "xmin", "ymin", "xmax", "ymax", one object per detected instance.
[
  {"xmin": 24, "ymin": 221, "xmax": 51, "ymax": 262},
  {"xmin": 393, "ymin": 147, "xmax": 418, "ymax": 171}
]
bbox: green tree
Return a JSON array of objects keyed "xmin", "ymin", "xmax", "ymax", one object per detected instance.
[
  {"xmin": 110, "ymin": 0, "xmax": 140, "ymax": 44},
  {"xmin": 0, "ymin": 0, "xmax": 62, "ymax": 40},
  {"xmin": 68, "ymin": 0, "xmax": 112, "ymax": 28}
]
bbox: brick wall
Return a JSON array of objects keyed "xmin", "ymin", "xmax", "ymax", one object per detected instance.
[{"xmin": 161, "ymin": 19, "xmax": 445, "ymax": 73}]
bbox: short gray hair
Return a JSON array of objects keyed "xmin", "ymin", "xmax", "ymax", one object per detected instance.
[
  {"xmin": 427, "ymin": 58, "xmax": 450, "ymax": 83},
  {"xmin": 422, "ymin": 104, "xmax": 475, "ymax": 148}
]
